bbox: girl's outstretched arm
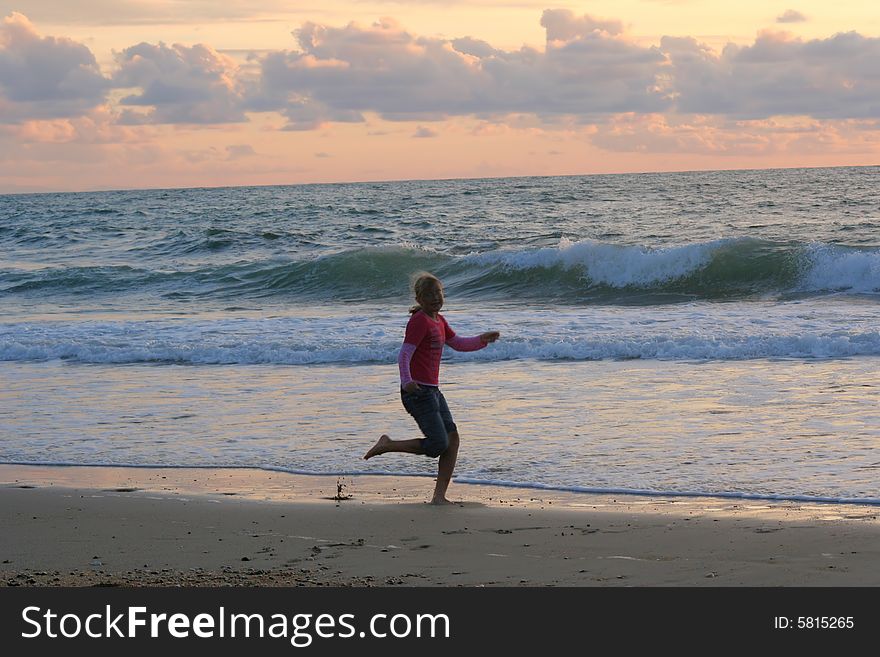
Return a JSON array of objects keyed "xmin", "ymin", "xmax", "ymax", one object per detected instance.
[{"xmin": 446, "ymin": 331, "xmax": 500, "ymax": 352}]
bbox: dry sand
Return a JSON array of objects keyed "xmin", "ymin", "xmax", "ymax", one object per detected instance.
[{"xmin": 2, "ymin": 464, "xmax": 878, "ymax": 587}]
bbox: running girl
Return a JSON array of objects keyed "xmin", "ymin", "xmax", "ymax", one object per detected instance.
[{"xmin": 364, "ymin": 273, "xmax": 500, "ymax": 504}]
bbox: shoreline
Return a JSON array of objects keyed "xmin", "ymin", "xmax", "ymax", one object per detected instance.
[
  {"xmin": 4, "ymin": 462, "xmax": 878, "ymax": 508},
  {"xmin": 2, "ymin": 464, "xmax": 879, "ymax": 587}
]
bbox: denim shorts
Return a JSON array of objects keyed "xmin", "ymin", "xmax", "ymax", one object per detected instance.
[{"xmin": 400, "ymin": 386, "xmax": 457, "ymax": 458}]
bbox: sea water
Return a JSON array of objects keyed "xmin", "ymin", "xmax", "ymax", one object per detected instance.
[{"xmin": 2, "ymin": 167, "xmax": 879, "ymax": 503}]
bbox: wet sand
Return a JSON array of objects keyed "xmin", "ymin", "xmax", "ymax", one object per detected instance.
[{"xmin": 2, "ymin": 464, "xmax": 879, "ymax": 587}]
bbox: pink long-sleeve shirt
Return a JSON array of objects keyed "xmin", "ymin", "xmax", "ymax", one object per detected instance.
[{"xmin": 398, "ymin": 311, "xmax": 485, "ymax": 387}]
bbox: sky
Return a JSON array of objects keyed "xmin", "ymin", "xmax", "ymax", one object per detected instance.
[{"xmin": 1, "ymin": 1, "xmax": 879, "ymax": 192}]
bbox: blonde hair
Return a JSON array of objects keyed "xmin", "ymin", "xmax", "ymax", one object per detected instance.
[{"xmin": 409, "ymin": 272, "xmax": 442, "ymax": 314}]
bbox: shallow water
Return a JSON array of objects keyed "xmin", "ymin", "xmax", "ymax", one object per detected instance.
[{"xmin": 2, "ymin": 357, "xmax": 878, "ymax": 502}]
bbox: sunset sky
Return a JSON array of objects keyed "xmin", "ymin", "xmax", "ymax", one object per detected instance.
[{"xmin": 1, "ymin": 1, "xmax": 879, "ymax": 192}]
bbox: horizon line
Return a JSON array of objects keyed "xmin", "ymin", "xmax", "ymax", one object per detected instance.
[{"xmin": 2, "ymin": 162, "xmax": 878, "ymax": 197}]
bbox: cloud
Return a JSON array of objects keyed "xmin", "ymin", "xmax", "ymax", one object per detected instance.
[
  {"xmin": 14, "ymin": 108, "xmax": 144, "ymax": 144},
  {"xmin": 776, "ymin": 10, "xmax": 807, "ymax": 24},
  {"xmin": 6, "ymin": 8, "xmax": 880, "ymax": 165},
  {"xmin": 244, "ymin": 11, "xmax": 880, "ymax": 129},
  {"xmin": 113, "ymin": 42, "xmax": 247, "ymax": 124},
  {"xmin": 450, "ymin": 37, "xmax": 499, "ymax": 59},
  {"xmin": 226, "ymin": 143, "xmax": 256, "ymax": 159},
  {"xmin": 250, "ymin": 11, "xmax": 669, "ymax": 129},
  {"xmin": 662, "ymin": 30, "xmax": 880, "ymax": 120},
  {"xmin": 0, "ymin": 13, "xmax": 109, "ymax": 123},
  {"xmin": 589, "ymin": 113, "xmax": 880, "ymax": 156},
  {"xmin": 540, "ymin": 8, "xmax": 624, "ymax": 41},
  {"xmin": 591, "ymin": 113, "xmax": 771, "ymax": 155}
]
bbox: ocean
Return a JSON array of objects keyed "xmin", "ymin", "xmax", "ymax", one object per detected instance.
[{"xmin": 2, "ymin": 167, "xmax": 879, "ymax": 504}]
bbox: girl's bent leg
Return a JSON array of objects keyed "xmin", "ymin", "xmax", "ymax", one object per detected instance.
[
  {"xmin": 363, "ymin": 435, "xmax": 424, "ymax": 460},
  {"xmin": 431, "ymin": 430, "xmax": 460, "ymax": 505}
]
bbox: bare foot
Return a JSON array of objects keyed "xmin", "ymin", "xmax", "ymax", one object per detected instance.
[
  {"xmin": 363, "ymin": 434, "xmax": 391, "ymax": 460},
  {"xmin": 430, "ymin": 497, "xmax": 455, "ymax": 505}
]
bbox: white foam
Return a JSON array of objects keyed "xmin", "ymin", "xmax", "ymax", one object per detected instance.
[
  {"xmin": 3, "ymin": 331, "xmax": 880, "ymax": 364},
  {"xmin": 3, "ymin": 300, "xmax": 880, "ymax": 364},
  {"xmin": 802, "ymin": 243, "xmax": 880, "ymax": 293},
  {"xmin": 469, "ymin": 238, "xmax": 724, "ymax": 287}
]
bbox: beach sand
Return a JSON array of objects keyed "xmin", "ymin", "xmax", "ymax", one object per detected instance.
[{"xmin": 2, "ymin": 464, "xmax": 878, "ymax": 587}]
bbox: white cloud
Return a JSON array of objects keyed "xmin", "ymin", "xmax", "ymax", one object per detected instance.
[
  {"xmin": 590, "ymin": 113, "xmax": 880, "ymax": 156},
  {"xmin": 540, "ymin": 8, "xmax": 624, "ymax": 41},
  {"xmin": 5, "ymin": 8, "xmax": 880, "ymax": 160},
  {"xmin": 14, "ymin": 108, "xmax": 145, "ymax": 144},
  {"xmin": 777, "ymin": 10, "xmax": 807, "ymax": 24},
  {"xmin": 662, "ymin": 30, "xmax": 880, "ymax": 120},
  {"xmin": 0, "ymin": 13, "xmax": 109, "ymax": 123},
  {"xmin": 250, "ymin": 12, "xmax": 669, "ymax": 129},
  {"xmin": 113, "ymin": 42, "xmax": 247, "ymax": 124},
  {"xmin": 243, "ymin": 11, "xmax": 880, "ymax": 127}
]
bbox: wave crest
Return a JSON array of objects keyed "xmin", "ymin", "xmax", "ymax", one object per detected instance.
[{"xmin": 3, "ymin": 239, "xmax": 880, "ymax": 303}]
